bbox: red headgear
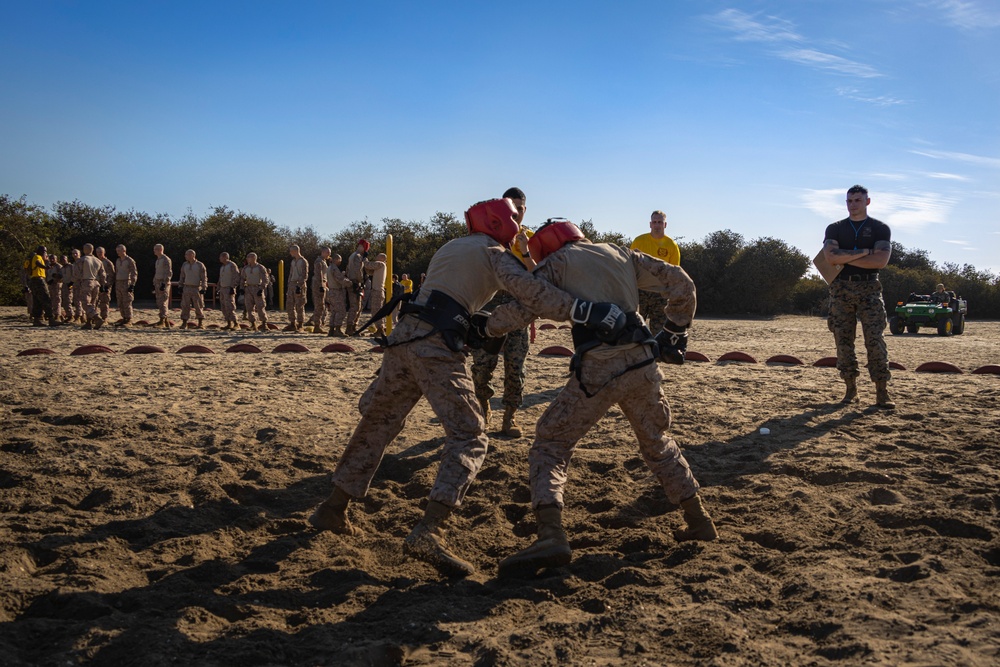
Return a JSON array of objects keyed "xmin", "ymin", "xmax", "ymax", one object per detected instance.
[
  {"xmin": 464, "ymin": 198, "xmax": 520, "ymax": 248},
  {"xmin": 527, "ymin": 219, "xmax": 586, "ymax": 263},
  {"xmin": 357, "ymin": 239, "xmax": 370, "ymax": 253}
]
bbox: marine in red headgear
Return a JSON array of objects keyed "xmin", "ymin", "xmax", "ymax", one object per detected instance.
[{"xmin": 464, "ymin": 198, "xmax": 521, "ymax": 248}]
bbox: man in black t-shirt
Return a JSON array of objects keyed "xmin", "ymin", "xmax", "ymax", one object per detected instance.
[{"xmin": 822, "ymin": 185, "xmax": 895, "ymax": 408}]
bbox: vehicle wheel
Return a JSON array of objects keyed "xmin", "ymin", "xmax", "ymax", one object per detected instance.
[
  {"xmin": 906, "ymin": 323, "xmax": 918, "ymax": 334},
  {"xmin": 937, "ymin": 317, "xmax": 953, "ymax": 336},
  {"xmin": 889, "ymin": 317, "xmax": 904, "ymax": 335},
  {"xmin": 953, "ymin": 314, "xmax": 965, "ymax": 335}
]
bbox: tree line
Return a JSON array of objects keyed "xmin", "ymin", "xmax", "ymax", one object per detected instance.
[{"xmin": 3, "ymin": 194, "xmax": 999, "ymax": 318}]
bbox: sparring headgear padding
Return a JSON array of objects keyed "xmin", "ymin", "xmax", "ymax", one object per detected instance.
[
  {"xmin": 465, "ymin": 198, "xmax": 520, "ymax": 248},
  {"xmin": 527, "ymin": 219, "xmax": 586, "ymax": 262},
  {"xmin": 357, "ymin": 239, "xmax": 371, "ymax": 252}
]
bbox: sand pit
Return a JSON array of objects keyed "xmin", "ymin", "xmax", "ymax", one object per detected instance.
[{"xmin": 1, "ymin": 306, "xmax": 998, "ymax": 665}]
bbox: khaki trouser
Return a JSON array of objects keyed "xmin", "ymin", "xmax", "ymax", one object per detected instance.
[
  {"xmin": 529, "ymin": 345, "xmax": 699, "ymax": 509},
  {"xmin": 116, "ymin": 281, "xmax": 134, "ymax": 321},
  {"xmin": 368, "ymin": 288, "xmax": 386, "ymax": 334},
  {"xmin": 346, "ymin": 284, "xmax": 363, "ymax": 332},
  {"xmin": 327, "ymin": 288, "xmax": 348, "ymax": 329},
  {"xmin": 286, "ymin": 280, "xmax": 306, "ymax": 326},
  {"xmin": 78, "ymin": 279, "xmax": 100, "ymax": 322},
  {"xmin": 244, "ymin": 287, "xmax": 267, "ymax": 326},
  {"xmin": 218, "ymin": 286, "xmax": 238, "ymax": 323},
  {"xmin": 61, "ymin": 282, "xmax": 73, "ymax": 318},
  {"xmin": 180, "ymin": 285, "xmax": 204, "ymax": 321},
  {"xmin": 97, "ymin": 287, "xmax": 111, "ymax": 320},
  {"xmin": 311, "ymin": 282, "xmax": 328, "ymax": 327},
  {"xmin": 155, "ymin": 283, "xmax": 171, "ymax": 319},
  {"xmin": 332, "ymin": 319, "xmax": 487, "ymax": 508},
  {"xmin": 48, "ymin": 282, "xmax": 62, "ymax": 321}
]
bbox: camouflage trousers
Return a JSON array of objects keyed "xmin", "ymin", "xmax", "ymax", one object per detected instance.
[
  {"xmin": 471, "ymin": 291, "xmax": 528, "ymax": 410},
  {"xmin": 155, "ymin": 285, "xmax": 171, "ymax": 319},
  {"xmin": 368, "ymin": 289, "xmax": 386, "ymax": 334},
  {"xmin": 116, "ymin": 281, "xmax": 134, "ymax": 321},
  {"xmin": 529, "ymin": 345, "xmax": 698, "ymax": 509},
  {"xmin": 61, "ymin": 282, "xmax": 73, "ymax": 318},
  {"xmin": 311, "ymin": 283, "xmax": 327, "ymax": 327},
  {"xmin": 346, "ymin": 286, "xmax": 364, "ymax": 332},
  {"xmin": 48, "ymin": 282, "xmax": 62, "ymax": 321},
  {"xmin": 286, "ymin": 281, "xmax": 307, "ymax": 326},
  {"xmin": 471, "ymin": 327, "xmax": 529, "ymax": 410},
  {"xmin": 244, "ymin": 287, "xmax": 267, "ymax": 326},
  {"xmin": 828, "ymin": 279, "xmax": 891, "ymax": 383},
  {"xmin": 179, "ymin": 286, "xmax": 204, "ymax": 321},
  {"xmin": 637, "ymin": 289, "xmax": 670, "ymax": 333},
  {"xmin": 327, "ymin": 288, "xmax": 348, "ymax": 329},
  {"xmin": 217, "ymin": 286, "xmax": 237, "ymax": 323},
  {"xmin": 97, "ymin": 288, "xmax": 111, "ymax": 320},
  {"xmin": 332, "ymin": 320, "xmax": 488, "ymax": 508},
  {"xmin": 29, "ymin": 278, "xmax": 53, "ymax": 321},
  {"xmin": 78, "ymin": 279, "xmax": 100, "ymax": 322}
]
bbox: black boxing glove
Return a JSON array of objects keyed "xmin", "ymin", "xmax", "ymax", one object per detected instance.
[
  {"xmin": 467, "ymin": 311, "xmax": 507, "ymax": 354},
  {"xmin": 294, "ymin": 285, "xmax": 301, "ymax": 295},
  {"xmin": 127, "ymin": 284, "xmax": 134, "ymax": 293},
  {"xmin": 570, "ymin": 299, "xmax": 626, "ymax": 343},
  {"xmin": 655, "ymin": 320, "xmax": 689, "ymax": 365},
  {"xmin": 198, "ymin": 288, "xmax": 205, "ymax": 295},
  {"xmin": 257, "ymin": 289, "xmax": 263, "ymax": 297},
  {"xmin": 158, "ymin": 283, "xmax": 165, "ymax": 291}
]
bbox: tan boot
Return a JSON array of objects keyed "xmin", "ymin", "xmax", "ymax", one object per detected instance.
[
  {"xmin": 196, "ymin": 318, "xmax": 204, "ymax": 329},
  {"xmin": 673, "ymin": 494, "xmax": 718, "ymax": 542},
  {"xmin": 327, "ymin": 326, "xmax": 342, "ymax": 338},
  {"xmin": 93, "ymin": 316, "xmax": 104, "ymax": 330},
  {"xmin": 498, "ymin": 505, "xmax": 572, "ymax": 578},
  {"xmin": 282, "ymin": 323, "xmax": 296, "ymax": 332},
  {"xmin": 875, "ymin": 380, "xmax": 896, "ymax": 409},
  {"xmin": 479, "ymin": 398, "xmax": 492, "ymax": 427},
  {"xmin": 502, "ymin": 407, "xmax": 522, "ymax": 437},
  {"xmin": 841, "ymin": 376, "xmax": 859, "ymax": 403},
  {"xmin": 403, "ymin": 500, "xmax": 475, "ymax": 577},
  {"xmin": 313, "ymin": 325, "xmax": 326, "ymax": 334},
  {"xmin": 308, "ymin": 487, "xmax": 361, "ymax": 535}
]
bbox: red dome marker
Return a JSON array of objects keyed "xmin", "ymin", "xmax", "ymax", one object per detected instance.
[
  {"xmin": 813, "ymin": 357, "xmax": 837, "ymax": 367},
  {"xmin": 538, "ymin": 345, "xmax": 573, "ymax": 356},
  {"xmin": 124, "ymin": 345, "xmax": 166, "ymax": 354},
  {"xmin": 226, "ymin": 343, "xmax": 262, "ymax": 353},
  {"xmin": 538, "ymin": 323, "xmax": 556, "ymax": 330},
  {"xmin": 915, "ymin": 361, "xmax": 963, "ymax": 374},
  {"xmin": 70, "ymin": 345, "xmax": 115, "ymax": 356},
  {"xmin": 766, "ymin": 354, "xmax": 804, "ymax": 365},
  {"xmin": 272, "ymin": 343, "xmax": 310, "ymax": 353},
  {"xmin": 176, "ymin": 345, "xmax": 215, "ymax": 354},
  {"xmin": 321, "ymin": 343, "xmax": 355, "ymax": 353},
  {"xmin": 684, "ymin": 351, "xmax": 711, "ymax": 362},
  {"xmin": 718, "ymin": 351, "xmax": 757, "ymax": 363},
  {"xmin": 17, "ymin": 348, "xmax": 58, "ymax": 357},
  {"xmin": 972, "ymin": 365, "xmax": 1000, "ymax": 375}
]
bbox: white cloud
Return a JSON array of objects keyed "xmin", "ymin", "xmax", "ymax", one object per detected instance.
[
  {"xmin": 800, "ymin": 188, "xmax": 954, "ymax": 231},
  {"xmin": 708, "ymin": 9, "xmax": 883, "ymax": 81},
  {"xmin": 707, "ymin": 9, "xmax": 802, "ymax": 42},
  {"xmin": 836, "ymin": 87, "xmax": 905, "ymax": 106},
  {"xmin": 911, "ymin": 149, "xmax": 1000, "ymax": 168},
  {"xmin": 924, "ymin": 172, "xmax": 970, "ymax": 181},
  {"xmin": 780, "ymin": 49, "xmax": 882, "ymax": 78},
  {"xmin": 942, "ymin": 239, "xmax": 970, "ymax": 245},
  {"xmin": 928, "ymin": 0, "xmax": 1000, "ymax": 29}
]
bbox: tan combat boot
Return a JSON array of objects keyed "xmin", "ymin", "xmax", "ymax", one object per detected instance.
[
  {"xmin": 502, "ymin": 407, "xmax": 522, "ymax": 437},
  {"xmin": 841, "ymin": 376, "xmax": 859, "ymax": 403},
  {"xmin": 479, "ymin": 398, "xmax": 492, "ymax": 427},
  {"xmin": 673, "ymin": 494, "xmax": 718, "ymax": 542},
  {"xmin": 403, "ymin": 500, "xmax": 475, "ymax": 577},
  {"xmin": 875, "ymin": 380, "xmax": 896, "ymax": 409},
  {"xmin": 313, "ymin": 325, "xmax": 326, "ymax": 334},
  {"xmin": 327, "ymin": 325, "xmax": 342, "ymax": 338},
  {"xmin": 282, "ymin": 323, "xmax": 296, "ymax": 332},
  {"xmin": 196, "ymin": 318, "xmax": 204, "ymax": 329},
  {"xmin": 498, "ymin": 505, "xmax": 572, "ymax": 578},
  {"xmin": 308, "ymin": 486, "xmax": 361, "ymax": 536},
  {"xmin": 93, "ymin": 316, "xmax": 104, "ymax": 330}
]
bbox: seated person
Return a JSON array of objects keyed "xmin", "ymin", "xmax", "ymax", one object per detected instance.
[{"xmin": 931, "ymin": 284, "xmax": 951, "ymax": 305}]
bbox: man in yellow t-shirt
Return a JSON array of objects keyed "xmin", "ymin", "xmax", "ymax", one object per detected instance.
[
  {"xmin": 400, "ymin": 274, "xmax": 413, "ymax": 294},
  {"xmin": 630, "ymin": 210, "xmax": 680, "ymax": 332},
  {"xmin": 27, "ymin": 246, "xmax": 55, "ymax": 326}
]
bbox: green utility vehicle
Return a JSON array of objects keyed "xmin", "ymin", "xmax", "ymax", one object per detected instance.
[{"xmin": 889, "ymin": 292, "xmax": 967, "ymax": 336}]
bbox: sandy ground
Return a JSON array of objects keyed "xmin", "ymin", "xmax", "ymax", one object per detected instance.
[{"xmin": 1, "ymin": 305, "xmax": 998, "ymax": 666}]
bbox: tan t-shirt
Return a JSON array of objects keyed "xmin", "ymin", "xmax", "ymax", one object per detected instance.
[{"xmin": 218, "ymin": 261, "xmax": 241, "ymax": 288}]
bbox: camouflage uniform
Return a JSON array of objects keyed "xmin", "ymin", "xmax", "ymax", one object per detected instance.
[
  {"xmin": 153, "ymin": 253, "xmax": 173, "ymax": 320},
  {"xmin": 471, "ymin": 291, "xmax": 530, "ymax": 411},
  {"xmin": 637, "ymin": 290, "xmax": 669, "ymax": 333},
  {"xmin": 490, "ymin": 241, "xmax": 700, "ymax": 509},
  {"xmin": 60, "ymin": 260, "xmax": 74, "ymax": 320},
  {"xmin": 330, "ymin": 233, "xmax": 578, "ymax": 508},
  {"xmin": 825, "ymin": 215, "xmax": 892, "ymax": 385},
  {"xmin": 344, "ymin": 251, "xmax": 369, "ymax": 334},
  {"xmin": 75, "ymin": 254, "xmax": 107, "ymax": 324},
  {"xmin": 286, "ymin": 256, "xmax": 309, "ymax": 328},
  {"xmin": 46, "ymin": 260, "xmax": 63, "ymax": 322},
  {"xmin": 311, "ymin": 256, "xmax": 329, "ymax": 327},
  {"xmin": 828, "ymin": 279, "xmax": 890, "ymax": 383},
  {"xmin": 241, "ymin": 264, "xmax": 270, "ymax": 327},
  {"xmin": 115, "ymin": 254, "xmax": 138, "ymax": 322},
  {"xmin": 96, "ymin": 256, "xmax": 115, "ymax": 320},
  {"xmin": 368, "ymin": 259, "xmax": 388, "ymax": 335},
  {"xmin": 217, "ymin": 260, "xmax": 242, "ymax": 325},
  {"xmin": 325, "ymin": 262, "xmax": 352, "ymax": 329},
  {"xmin": 179, "ymin": 260, "xmax": 208, "ymax": 321}
]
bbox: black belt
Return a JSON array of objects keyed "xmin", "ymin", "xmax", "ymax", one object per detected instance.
[{"xmin": 838, "ymin": 273, "xmax": 879, "ymax": 282}]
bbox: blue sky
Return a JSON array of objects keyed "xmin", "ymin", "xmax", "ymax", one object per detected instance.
[{"xmin": 3, "ymin": 1, "xmax": 998, "ymax": 273}]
